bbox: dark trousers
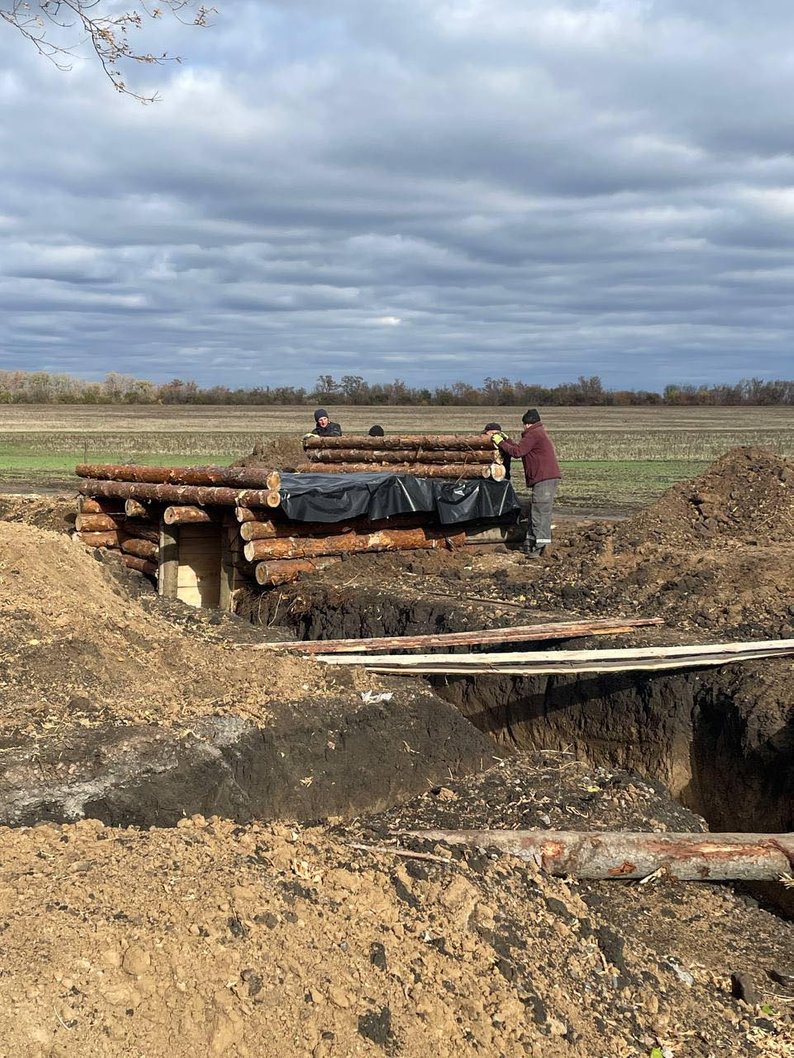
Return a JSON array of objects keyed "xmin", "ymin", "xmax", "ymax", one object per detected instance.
[{"xmin": 526, "ymin": 478, "xmax": 559, "ymax": 550}]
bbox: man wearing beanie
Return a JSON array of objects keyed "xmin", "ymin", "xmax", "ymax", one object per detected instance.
[
  {"xmin": 486, "ymin": 410, "xmax": 561, "ymax": 557},
  {"xmin": 309, "ymin": 408, "xmax": 342, "ymax": 437}
]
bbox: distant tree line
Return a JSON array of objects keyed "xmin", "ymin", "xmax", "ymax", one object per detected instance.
[{"xmin": 0, "ymin": 370, "xmax": 792, "ymax": 406}]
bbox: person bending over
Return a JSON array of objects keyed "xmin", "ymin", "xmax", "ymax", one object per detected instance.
[{"xmin": 487, "ymin": 410, "xmax": 561, "ymax": 557}]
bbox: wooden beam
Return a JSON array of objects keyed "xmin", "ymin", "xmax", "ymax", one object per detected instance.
[
  {"xmin": 254, "ymin": 557, "xmax": 342, "ymax": 587},
  {"xmin": 120, "ymin": 537, "xmax": 158, "ymax": 560},
  {"xmin": 124, "ymin": 498, "xmax": 149, "ymax": 518},
  {"xmin": 75, "ymin": 513, "xmax": 119, "ymax": 533},
  {"xmin": 158, "ymin": 521, "xmax": 178, "ymax": 600},
  {"xmin": 294, "ymin": 462, "xmax": 492, "ymax": 478},
  {"xmin": 79, "ymin": 479, "xmax": 281, "ymax": 509},
  {"xmin": 164, "ymin": 505, "xmax": 216, "ymax": 526},
  {"xmin": 243, "ymin": 527, "xmax": 466, "ymax": 563},
  {"xmin": 76, "ymin": 463, "xmax": 281, "ymax": 491},
  {"xmin": 400, "ymin": 829, "xmax": 794, "ymax": 881},
  {"xmin": 75, "ymin": 530, "xmax": 119, "ymax": 549},
  {"xmin": 307, "ymin": 448, "xmax": 495, "ymax": 464},
  {"xmin": 316, "ymin": 639, "xmax": 794, "ymax": 674},
  {"xmin": 122, "ymin": 554, "xmax": 158, "ymax": 577},
  {"xmin": 303, "ymin": 434, "xmax": 495, "ymax": 451},
  {"xmin": 243, "ymin": 617, "xmax": 665, "ymax": 653}
]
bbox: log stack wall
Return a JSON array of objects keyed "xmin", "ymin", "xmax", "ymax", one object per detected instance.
[{"xmin": 300, "ymin": 433, "xmax": 504, "ymax": 480}]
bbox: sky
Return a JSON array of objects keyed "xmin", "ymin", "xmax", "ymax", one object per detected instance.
[{"xmin": 1, "ymin": 0, "xmax": 794, "ymax": 390}]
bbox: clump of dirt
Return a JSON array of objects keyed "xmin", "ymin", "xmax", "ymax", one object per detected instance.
[
  {"xmin": 0, "ymin": 520, "xmax": 377, "ymax": 735},
  {"xmin": 0, "ymin": 813, "xmax": 791, "ymax": 1058},
  {"xmin": 0, "ymin": 491, "xmax": 77, "ymax": 532},
  {"xmin": 232, "ymin": 436, "xmax": 305, "ymax": 472},
  {"xmin": 614, "ymin": 447, "xmax": 793, "ymax": 550}
]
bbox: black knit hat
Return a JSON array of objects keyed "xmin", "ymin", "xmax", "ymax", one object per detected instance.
[
  {"xmin": 368, "ymin": 425, "xmax": 385, "ymax": 436},
  {"xmin": 521, "ymin": 408, "xmax": 541, "ymax": 425},
  {"xmin": 483, "ymin": 422, "xmax": 501, "ymax": 432},
  {"xmin": 314, "ymin": 407, "xmax": 328, "ymax": 421}
]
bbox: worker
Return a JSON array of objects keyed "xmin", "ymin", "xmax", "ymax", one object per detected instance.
[
  {"xmin": 310, "ymin": 408, "xmax": 342, "ymax": 437},
  {"xmin": 483, "ymin": 422, "xmax": 511, "ymax": 480},
  {"xmin": 368, "ymin": 424, "xmax": 385, "ymax": 437},
  {"xmin": 487, "ymin": 410, "xmax": 561, "ymax": 557}
]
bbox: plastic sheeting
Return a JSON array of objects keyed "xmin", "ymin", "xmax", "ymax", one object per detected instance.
[{"xmin": 278, "ymin": 471, "xmax": 520, "ymax": 525}]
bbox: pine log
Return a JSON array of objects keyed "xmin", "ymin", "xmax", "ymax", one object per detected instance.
[
  {"xmin": 77, "ymin": 496, "xmax": 121, "ymax": 514},
  {"xmin": 119, "ymin": 522, "xmax": 160, "ymax": 544},
  {"xmin": 303, "ymin": 434, "xmax": 495, "ymax": 452},
  {"xmin": 235, "ymin": 507, "xmax": 261, "ymax": 523},
  {"xmin": 120, "ymin": 537, "xmax": 158, "ymax": 560},
  {"xmin": 244, "ymin": 527, "xmax": 466, "ymax": 562},
  {"xmin": 124, "ymin": 498, "xmax": 149, "ymax": 518},
  {"xmin": 489, "ymin": 463, "xmax": 507, "ymax": 481},
  {"xmin": 79, "ymin": 479, "xmax": 281, "ymax": 509},
  {"xmin": 122, "ymin": 554, "xmax": 158, "ymax": 577},
  {"xmin": 307, "ymin": 448, "xmax": 495, "ymax": 464},
  {"xmin": 249, "ymin": 617, "xmax": 665, "ymax": 654},
  {"xmin": 75, "ymin": 463, "xmax": 282, "ymax": 491},
  {"xmin": 254, "ymin": 557, "xmax": 342, "ymax": 587},
  {"xmin": 77, "ymin": 530, "xmax": 119, "ymax": 548},
  {"xmin": 75, "ymin": 513, "xmax": 120, "ymax": 533},
  {"xmin": 294, "ymin": 462, "xmax": 491, "ymax": 479},
  {"xmin": 240, "ymin": 515, "xmax": 427, "ymax": 541},
  {"xmin": 163, "ymin": 505, "xmax": 215, "ymax": 526},
  {"xmin": 401, "ymin": 829, "xmax": 794, "ymax": 882}
]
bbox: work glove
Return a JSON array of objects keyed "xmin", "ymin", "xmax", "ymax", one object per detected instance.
[{"xmin": 490, "ymin": 432, "xmax": 506, "ymax": 446}]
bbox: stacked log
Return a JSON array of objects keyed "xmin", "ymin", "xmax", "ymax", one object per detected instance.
[
  {"xmin": 243, "ymin": 526, "xmax": 466, "ymax": 563},
  {"xmin": 300, "ymin": 434, "xmax": 504, "ymax": 480},
  {"xmin": 254, "ymin": 557, "xmax": 342, "ymax": 587},
  {"xmin": 76, "ymin": 464, "xmax": 281, "ymax": 491}
]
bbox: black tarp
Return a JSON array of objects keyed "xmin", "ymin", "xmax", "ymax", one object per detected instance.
[{"xmin": 278, "ymin": 471, "xmax": 520, "ymax": 525}]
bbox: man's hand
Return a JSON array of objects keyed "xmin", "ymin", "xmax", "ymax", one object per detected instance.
[{"xmin": 489, "ymin": 431, "xmax": 506, "ymax": 446}]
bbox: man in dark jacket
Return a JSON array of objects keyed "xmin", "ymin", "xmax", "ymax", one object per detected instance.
[
  {"xmin": 487, "ymin": 410, "xmax": 561, "ymax": 557},
  {"xmin": 483, "ymin": 422, "xmax": 511, "ymax": 480},
  {"xmin": 310, "ymin": 408, "xmax": 342, "ymax": 437}
]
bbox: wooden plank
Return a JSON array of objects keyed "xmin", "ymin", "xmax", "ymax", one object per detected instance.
[
  {"xmin": 244, "ymin": 617, "xmax": 665, "ymax": 654},
  {"xmin": 158, "ymin": 522, "xmax": 179, "ymax": 600},
  {"xmin": 398, "ymin": 830, "xmax": 794, "ymax": 881},
  {"xmin": 316, "ymin": 639, "xmax": 794, "ymax": 675}
]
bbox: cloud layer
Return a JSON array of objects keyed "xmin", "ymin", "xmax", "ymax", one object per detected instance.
[{"xmin": 2, "ymin": 0, "xmax": 794, "ymax": 388}]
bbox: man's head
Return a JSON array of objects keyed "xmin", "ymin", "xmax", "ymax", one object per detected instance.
[
  {"xmin": 368, "ymin": 424, "xmax": 385, "ymax": 437},
  {"xmin": 314, "ymin": 408, "xmax": 330, "ymax": 428},
  {"xmin": 521, "ymin": 408, "xmax": 541, "ymax": 426},
  {"xmin": 483, "ymin": 422, "xmax": 502, "ymax": 433}
]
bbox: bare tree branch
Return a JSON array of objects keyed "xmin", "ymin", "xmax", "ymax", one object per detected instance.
[{"xmin": 0, "ymin": 0, "xmax": 216, "ymax": 102}]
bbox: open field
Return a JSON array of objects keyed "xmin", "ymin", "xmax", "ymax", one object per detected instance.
[{"xmin": 1, "ymin": 404, "xmax": 791, "ymax": 510}]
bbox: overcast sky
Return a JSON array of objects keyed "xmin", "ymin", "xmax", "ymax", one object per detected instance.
[{"xmin": 1, "ymin": 0, "xmax": 794, "ymax": 390}]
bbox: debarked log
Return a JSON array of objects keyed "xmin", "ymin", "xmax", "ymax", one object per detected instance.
[
  {"xmin": 79, "ymin": 479, "xmax": 281, "ymax": 509},
  {"xmin": 122, "ymin": 554, "xmax": 158, "ymax": 577},
  {"xmin": 76, "ymin": 463, "xmax": 282, "ymax": 491},
  {"xmin": 303, "ymin": 434, "xmax": 497, "ymax": 451},
  {"xmin": 120, "ymin": 537, "xmax": 158, "ymax": 561},
  {"xmin": 401, "ymin": 829, "xmax": 794, "ymax": 882},
  {"xmin": 235, "ymin": 507, "xmax": 260, "ymax": 523},
  {"xmin": 307, "ymin": 448, "xmax": 496, "ymax": 464},
  {"xmin": 75, "ymin": 513, "xmax": 120, "ymax": 533},
  {"xmin": 294, "ymin": 462, "xmax": 491, "ymax": 479},
  {"xmin": 124, "ymin": 498, "xmax": 149, "ymax": 518},
  {"xmin": 76, "ymin": 530, "xmax": 119, "ymax": 548},
  {"xmin": 254, "ymin": 557, "xmax": 342, "ymax": 587},
  {"xmin": 163, "ymin": 505, "xmax": 216, "ymax": 526},
  {"xmin": 243, "ymin": 527, "xmax": 466, "ymax": 562}
]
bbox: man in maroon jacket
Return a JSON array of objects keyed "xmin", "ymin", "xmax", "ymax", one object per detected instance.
[{"xmin": 487, "ymin": 409, "xmax": 561, "ymax": 557}]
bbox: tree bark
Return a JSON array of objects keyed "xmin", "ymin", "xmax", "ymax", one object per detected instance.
[
  {"xmin": 254, "ymin": 557, "xmax": 342, "ymax": 587},
  {"xmin": 250, "ymin": 617, "xmax": 665, "ymax": 654},
  {"xmin": 294, "ymin": 462, "xmax": 491, "ymax": 479},
  {"xmin": 119, "ymin": 523, "xmax": 160, "ymax": 544},
  {"xmin": 240, "ymin": 515, "xmax": 427, "ymax": 541},
  {"xmin": 79, "ymin": 479, "xmax": 281, "ymax": 509},
  {"xmin": 75, "ymin": 513, "xmax": 119, "ymax": 533},
  {"xmin": 303, "ymin": 434, "xmax": 495, "ymax": 451},
  {"xmin": 124, "ymin": 499, "xmax": 149, "ymax": 518},
  {"xmin": 235, "ymin": 507, "xmax": 261, "ymax": 523},
  {"xmin": 243, "ymin": 527, "xmax": 466, "ymax": 562},
  {"xmin": 76, "ymin": 530, "xmax": 119, "ymax": 548},
  {"xmin": 122, "ymin": 554, "xmax": 158, "ymax": 577},
  {"xmin": 77, "ymin": 496, "xmax": 121, "ymax": 514},
  {"xmin": 307, "ymin": 448, "xmax": 495, "ymax": 464},
  {"xmin": 76, "ymin": 463, "xmax": 281, "ymax": 491},
  {"xmin": 120, "ymin": 537, "xmax": 158, "ymax": 560},
  {"xmin": 163, "ymin": 505, "xmax": 216, "ymax": 526},
  {"xmin": 401, "ymin": 829, "xmax": 794, "ymax": 881}
]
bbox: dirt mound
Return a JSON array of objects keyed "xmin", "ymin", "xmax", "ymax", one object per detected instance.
[
  {"xmin": 0, "ymin": 491, "xmax": 77, "ymax": 533},
  {"xmin": 232, "ymin": 436, "xmax": 305, "ymax": 472},
  {"xmin": 0, "ymin": 520, "xmax": 359, "ymax": 735},
  {"xmin": 0, "ymin": 813, "xmax": 791, "ymax": 1058},
  {"xmin": 615, "ymin": 447, "xmax": 794, "ymax": 550}
]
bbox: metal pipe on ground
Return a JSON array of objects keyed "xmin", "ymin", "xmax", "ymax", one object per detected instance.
[
  {"xmin": 399, "ymin": 829, "xmax": 794, "ymax": 881},
  {"xmin": 243, "ymin": 527, "xmax": 466, "ymax": 562}
]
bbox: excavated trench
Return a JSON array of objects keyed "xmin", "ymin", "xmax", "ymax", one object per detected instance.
[{"xmin": 248, "ymin": 584, "xmax": 794, "ymax": 835}]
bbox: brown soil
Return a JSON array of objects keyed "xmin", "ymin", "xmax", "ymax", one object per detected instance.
[
  {"xmin": 232, "ymin": 436, "xmax": 306, "ymax": 472},
  {"xmin": 0, "ymin": 449, "xmax": 792, "ymax": 1057}
]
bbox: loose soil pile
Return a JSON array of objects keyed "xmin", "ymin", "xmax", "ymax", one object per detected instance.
[{"xmin": 232, "ymin": 436, "xmax": 306, "ymax": 472}]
